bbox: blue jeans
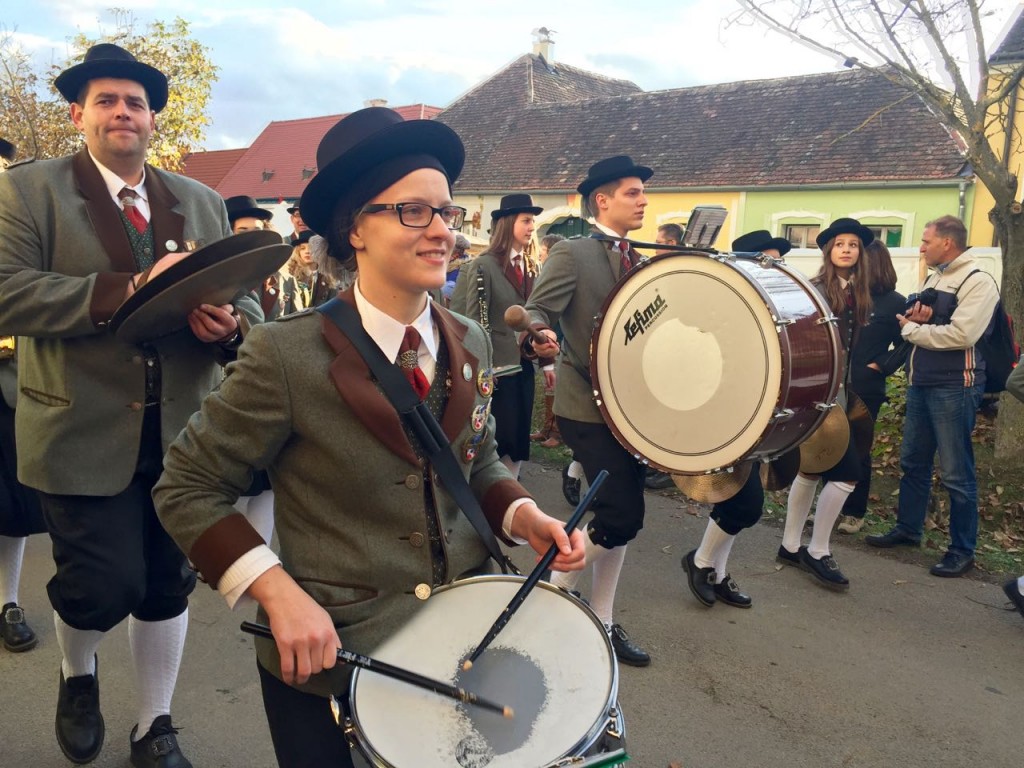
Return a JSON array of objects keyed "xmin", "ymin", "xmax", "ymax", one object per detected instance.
[{"xmin": 895, "ymin": 383, "xmax": 984, "ymax": 556}]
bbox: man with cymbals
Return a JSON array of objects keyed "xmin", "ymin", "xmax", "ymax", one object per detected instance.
[
  {"xmin": 0, "ymin": 43, "xmax": 261, "ymax": 767},
  {"xmin": 521, "ymin": 155, "xmax": 654, "ymax": 667}
]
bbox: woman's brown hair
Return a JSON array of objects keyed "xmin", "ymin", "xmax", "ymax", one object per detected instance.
[{"xmin": 865, "ymin": 240, "xmax": 898, "ymax": 295}]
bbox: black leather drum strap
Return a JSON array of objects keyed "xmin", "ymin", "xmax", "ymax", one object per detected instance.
[{"xmin": 317, "ymin": 298, "xmax": 519, "ymax": 575}]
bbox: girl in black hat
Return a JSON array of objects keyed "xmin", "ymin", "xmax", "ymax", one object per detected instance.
[
  {"xmin": 154, "ymin": 107, "xmax": 583, "ymax": 767},
  {"xmin": 779, "ymin": 218, "xmax": 873, "ymax": 591},
  {"xmin": 450, "ymin": 194, "xmax": 544, "ymax": 478}
]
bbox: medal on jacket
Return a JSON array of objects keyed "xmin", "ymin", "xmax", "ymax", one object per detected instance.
[
  {"xmin": 462, "ymin": 429, "xmax": 487, "ymax": 463},
  {"xmin": 471, "ymin": 403, "xmax": 490, "ymax": 433},
  {"xmin": 477, "ymin": 368, "xmax": 494, "ymax": 397}
]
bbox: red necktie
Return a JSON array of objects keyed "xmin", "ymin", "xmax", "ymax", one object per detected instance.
[
  {"xmin": 513, "ymin": 257, "xmax": 524, "ymax": 288},
  {"xmin": 118, "ymin": 187, "xmax": 148, "ymax": 234},
  {"xmin": 398, "ymin": 326, "xmax": 430, "ymax": 400},
  {"xmin": 618, "ymin": 241, "xmax": 633, "ymax": 277}
]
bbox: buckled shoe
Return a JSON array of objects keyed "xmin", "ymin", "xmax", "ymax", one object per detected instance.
[
  {"xmin": 1002, "ymin": 579, "xmax": 1024, "ymax": 620},
  {"xmin": 130, "ymin": 715, "xmax": 193, "ymax": 768},
  {"xmin": 56, "ymin": 664, "xmax": 104, "ymax": 764},
  {"xmin": 1, "ymin": 602, "xmax": 37, "ymax": 652},
  {"xmin": 800, "ymin": 549, "xmax": 850, "ymax": 591},
  {"xmin": 776, "ymin": 545, "xmax": 804, "ymax": 568},
  {"xmin": 713, "ymin": 574, "xmax": 752, "ymax": 608},
  {"xmin": 609, "ymin": 623, "xmax": 650, "ymax": 667},
  {"xmin": 682, "ymin": 549, "xmax": 716, "ymax": 606}
]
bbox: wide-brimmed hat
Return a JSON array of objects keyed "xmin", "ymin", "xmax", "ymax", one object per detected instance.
[
  {"xmin": 286, "ymin": 205, "xmax": 301, "ymax": 215},
  {"xmin": 577, "ymin": 155, "xmax": 653, "ymax": 197},
  {"xmin": 299, "ymin": 107, "xmax": 465, "ymax": 237},
  {"xmin": 815, "ymin": 217, "xmax": 874, "ymax": 250},
  {"xmin": 225, "ymin": 195, "xmax": 273, "ymax": 224},
  {"xmin": 54, "ymin": 43, "xmax": 168, "ymax": 113},
  {"xmin": 491, "ymin": 193, "xmax": 543, "ymax": 220},
  {"xmin": 732, "ymin": 229, "xmax": 792, "ymax": 257},
  {"xmin": 292, "ymin": 230, "xmax": 315, "ymax": 247},
  {"xmin": 0, "ymin": 138, "xmax": 15, "ymax": 162}
]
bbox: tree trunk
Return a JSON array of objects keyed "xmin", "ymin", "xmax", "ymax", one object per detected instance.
[{"xmin": 989, "ymin": 203, "xmax": 1024, "ymax": 460}]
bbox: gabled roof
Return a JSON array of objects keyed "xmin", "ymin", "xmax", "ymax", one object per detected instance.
[
  {"xmin": 204, "ymin": 104, "xmax": 442, "ymax": 200},
  {"xmin": 179, "ymin": 148, "xmax": 246, "ymax": 190},
  {"xmin": 437, "ymin": 67, "xmax": 966, "ymax": 191},
  {"xmin": 990, "ymin": 6, "xmax": 1024, "ymax": 64}
]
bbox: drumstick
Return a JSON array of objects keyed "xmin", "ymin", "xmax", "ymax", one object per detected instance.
[
  {"xmin": 503, "ymin": 305, "xmax": 551, "ymax": 346},
  {"xmin": 463, "ymin": 469, "xmax": 610, "ymax": 670},
  {"xmin": 239, "ymin": 621, "xmax": 513, "ymax": 718}
]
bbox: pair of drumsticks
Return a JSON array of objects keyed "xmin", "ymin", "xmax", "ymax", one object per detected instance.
[{"xmin": 244, "ymin": 469, "xmax": 608, "ymax": 719}]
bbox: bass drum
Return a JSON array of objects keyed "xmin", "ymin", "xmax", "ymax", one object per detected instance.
[{"xmin": 590, "ymin": 251, "xmax": 841, "ymax": 474}]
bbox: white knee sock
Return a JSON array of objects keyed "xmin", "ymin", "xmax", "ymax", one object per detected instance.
[
  {"xmin": 714, "ymin": 536, "xmax": 737, "ymax": 583},
  {"xmin": 500, "ymin": 456, "xmax": 521, "ymax": 479},
  {"xmin": 233, "ymin": 491, "xmax": 275, "ymax": 544},
  {"xmin": 550, "ymin": 533, "xmax": 604, "ymax": 592},
  {"xmin": 694, "ymin": 519, "xmax": 732, "ymax": 571},
  {"xmin": 590, "ymin": 545, "xmax": 627, "ymax": 627},
  {"xmin": 129, "ymin": 610, "xmax": 188, "ymax": 738},
  {"xmin": 567, "ymin": 461, "xmax": 584, "ymax": 480},
  {"xmin": 782, "ymin": 474, "xmax": 819, "ymax": 553},
  {"xmin": 0, "ymin": 535, "xmax": 26, "ymax": 605},
  {"xmin": 54, "ymin": 613, "xmax": 103, "ymax": 678},
  {"xmin": 1017, "ymin": 576, "xmax": 1024, "ymax": 593},
  {"xmin": 808, "ymin": 482, "xmax": 856, "ymax": 559}
]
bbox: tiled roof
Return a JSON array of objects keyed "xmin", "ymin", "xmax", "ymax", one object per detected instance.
[
  {"xmin": 179, "ymin": 148, "xmax": 245, "ymax": 190},
  {"xmin": 438, "ymin": 67, "xmax": 966, "ymax": 191},
  {"xmin": 200, "ymin": 104, "xmax": 442, "ymax": 201},
  {"xmin": 991, "ymin": 7, "xmax": 1024, "ymax": 64}
]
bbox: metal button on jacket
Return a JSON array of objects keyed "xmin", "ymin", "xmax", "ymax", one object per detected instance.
[
  {"xmin": 409, "ymin": 532, "xmax": 425, "ymax": 548},
  {"xmin": 404, "ymin": 474, "xmax": 421, "ymax": 490},
  {"xmin": 414, "ymin": 583, "xmax": 432, "ymax": 600}
]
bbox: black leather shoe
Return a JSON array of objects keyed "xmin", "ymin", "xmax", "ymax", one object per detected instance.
[
  {"xmin": 865, "ymin": 528, "xmax": 921, "ymax": 549},
  {"xmin": 1002, "ymin": 580, "xmax": 1024, "ymax": 620},
  {"xmin": 713, "ymin": 574, "xmax": 752, "ymax": 608},
  {"xmin": 1, "ymin": 602, "xmax": 37, "ymax": 652},
  {"xmin": 609, "ymin": 623, "xmax": 650, "ymax": 667},
  {"xmin": 682, "ymin": 549, "xmax": 716, "ymax": 607},
  {"xmin": 561, "ymin": 464, "xmax": 581, "ymax": 507},
  {"xmin": 56, "ymin": 665, "xmax": 104, "ymax": 764},
  {"xmin": 929, "ymin": 551, "xmax": 974, "ymax": 578},
  {"xmin": 130, "ymin": 715, "xmax": 193, "ymax": 768},
  {"xmin": 644, "ymin": 469, "xmax": 675, "ymax": 490},
  {"xmin": 776, "ymin": 545, "xmax": 804, "ymax": 568},
  {"xmin": 800, "ymin": 549, "xmax": 850, "ymax": 591}
]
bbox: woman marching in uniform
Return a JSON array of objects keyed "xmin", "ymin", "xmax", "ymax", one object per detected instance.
[
  {"xmin": 778, "ymin": 218, "xmax": 873, "ymax": 590},
  {"xmin": 450, "ymin": 194, "xmax": 543, "ymax": 478},
  {"xmin": 153, "ymin": 107, "xmax": 583, "ymax": 768}
]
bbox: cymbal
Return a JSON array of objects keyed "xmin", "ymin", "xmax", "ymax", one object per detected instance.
[
  {"xmin": 110, "ymin": 231, "xmax": 291, "ymax": 345},
  {"xmin": 798, "ymin": 404, "xmax": 851, "ymax": 474},
  {"xmin": 760, "ymin": 448, "xmax": 800, "ymax": 491},
  {"xmin": 846, "ymin": 390, "xmax": 875, "ymax": 458},
  {"xmin": 672, "ymin": 462, "xmax": 753, "ymax": 504}
]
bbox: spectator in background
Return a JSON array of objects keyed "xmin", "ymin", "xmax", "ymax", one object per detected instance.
[
  {"xmin": 837, "ymin": 240, "xmax": 908, "ymax": 533},
  {"xmin": 867, "ymin": 216, "xmax": 1000, "ymax": 577},
  {"xmin": 655, "ymin": 222, "xmax": 684, "ymax": 255},
  {"xmin": 225, "ymin": 195, "xmax": 273, "ymax": 234},
  {"xmin": 286, "ymin": 204, "xmax": 309, "ymax": 244},
  {"xmin": 441, "ymin": 233, "xmax": 471, "ymax": 306}
]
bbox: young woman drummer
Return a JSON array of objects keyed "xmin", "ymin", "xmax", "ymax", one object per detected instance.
[
  {"xmin": 778, "ymin": 217, "xmax": 873, "ymax": 591},
  {"xmin": 450, "ymin": 194, "xmax": 543, "ymax": 478},
  {"xmin": 153, "ymin": 107, "xmax": 584, "ymax": 768}
]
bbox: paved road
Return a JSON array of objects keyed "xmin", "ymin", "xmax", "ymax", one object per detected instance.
[{"xmin": 2, "ymin": 461, "xmax": 1020, "ymax": 767}]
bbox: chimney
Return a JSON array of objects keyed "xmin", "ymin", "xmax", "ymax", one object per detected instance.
[
  {"xmin": 531, "ymin": 27, "xmax": 555, "ymax": 62},
  {"xmin": 363, "ymin": 98, "xmax": 388, "ymax": 108}
]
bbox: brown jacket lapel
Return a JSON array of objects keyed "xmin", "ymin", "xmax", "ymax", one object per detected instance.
[
  {"xmin": 432, "ymin": 303, "xmax": 478, "ymax": 442},
  {"xmin": 146, "ymin": 166, "xmax": 185, "ymax": 261},
  {"xmin": 72, "ymin": 149, "xmax": 135, "ymax": 274}
]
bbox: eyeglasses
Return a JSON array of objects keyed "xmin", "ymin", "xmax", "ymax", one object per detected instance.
[{"xmin": 359, "ymin": 202, "xmax": 466, "ymax": 230}]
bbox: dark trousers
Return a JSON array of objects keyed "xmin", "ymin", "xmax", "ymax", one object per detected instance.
[
  {"xmin": 39, "ymin": 406, "xmax": 194, "ymax": 631},
  {"xmin": 557, "ymin": 417, "xmax": 646, "ymax": 547},
  {"xmin": 258, "ymin": 661, "xmax": 354, "ymax": 768},
  {"xmin": 711, "ymin": 467, "xmax": 765, "ymax": 535},
  {"xmin": 491, "ymin": 359, "xmax": 535, "ymax": 462},
  {"xmin": 0, "ymin": 397, "xmax": 45, "ymax": 536},
  {"xmin": 841, "ymin": 393, "xmax": 885, "ymax": 518}
]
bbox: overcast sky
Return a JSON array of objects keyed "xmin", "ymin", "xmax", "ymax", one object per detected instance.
[{"xmin": 4, "ymin": 0, "xmax": 1021, "ymax": 150}]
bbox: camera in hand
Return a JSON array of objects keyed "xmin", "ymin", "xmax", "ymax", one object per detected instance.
[{"xmin": 905, "ymin": 287, "xmax": 938, "ymax": 311}]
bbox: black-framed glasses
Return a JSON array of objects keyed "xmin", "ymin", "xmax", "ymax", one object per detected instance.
[{"xmin": 359, "ymin": 202, "xmax": 466, "ymax": 230}]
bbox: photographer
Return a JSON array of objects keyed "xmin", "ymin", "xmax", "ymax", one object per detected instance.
[{"xmin": 867, "ymin": 216, "xmax": 999, "ymax": 577}]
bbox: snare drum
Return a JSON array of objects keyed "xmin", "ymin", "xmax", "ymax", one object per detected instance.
[
  {"xmin": 344, "ymin": 576, "xmax": 624, "ymax": 768},
  {"xmin": 591, "ymin": 251, "xmax": 840, "ymax": 474}
]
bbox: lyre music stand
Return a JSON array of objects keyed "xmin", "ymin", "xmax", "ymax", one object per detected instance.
[{"xmin": 682, "ymin": 205, "xmax": 728, "ymax": 248}]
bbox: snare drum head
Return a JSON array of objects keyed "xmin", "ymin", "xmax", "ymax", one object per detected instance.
[
  {"xmin": 349, "ymin": 577, "xmax": 616, "ymax": 768},
  {"xmin": 592, "ymin": 255, "xmax": 782, "ymax": 473}
]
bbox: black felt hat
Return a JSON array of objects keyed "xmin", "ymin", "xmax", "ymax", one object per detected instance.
[
  {"xmin": 299, "ymin": 107, "xmax": 465, "ymax": 237},
  {"xmin": 491, "ymin": 193, "xmax": 543, "ymax": 220},
  {"xmin": 291, "ymin": 230, "xmax": 315, "ymax": 246},
  {"xmin": 0, "ymin": 138, "xmax": 15, "ymax": 162},
  {"xmin": 576, "ymin": 155, "xmax": 653, "ymax": 197},
  {"xmin": 225, "ymin": 195, "xmax": 273, "ymax": 224},
  {"xmin": 54, "ymin": 43, "xmax": 168, "ymax": 113},
  {"xmin": 815, "ymin": 217, "xmax": 874, "ymax": 250},
  {"xmin": 731, "ymin": 229, "xmax": 792, "ymax": 257},
  {"xmin": 286, "ymin": 204, "xmax": 301, "ymax": 214}
]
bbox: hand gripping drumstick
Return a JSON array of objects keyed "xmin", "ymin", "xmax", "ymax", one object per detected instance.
[
  {"xmin": 240, "ymin": 621, "xmax": 513, "ymax": 718},
  {"xmin": 503, "ymin": 305, "xmax": 551, "ymax": 346},
  {"xmin": 463, "ymin": 469, "xmax": 610, "ymax": 670}
]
